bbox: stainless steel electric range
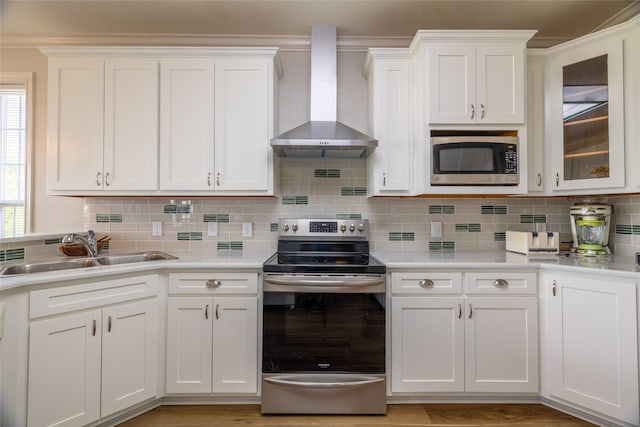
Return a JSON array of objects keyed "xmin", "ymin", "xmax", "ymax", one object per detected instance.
[{"xmin": 261, "ymin": 218, "xmax": 387, "ymax": 414}]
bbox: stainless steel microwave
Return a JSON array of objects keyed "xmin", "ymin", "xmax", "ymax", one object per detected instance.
[{"xmin": 431, "ymin": 136, "xmax": 519, "ymax": 186}]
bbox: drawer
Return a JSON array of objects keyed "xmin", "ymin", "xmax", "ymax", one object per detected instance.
[
  {"xmin": 30, "ymin": 274, "xmax": 158, "ymax": 319},
  {"xmin": 169, "ymin": 272, "xmax": 258, "ymax": 295},
  {"xmin": 464, "ymin": 272, "xmax": 537, "ymax": 294},
  {"xmin": 391, "ymin": 272, "xmax": 463, "ymax": 294}
]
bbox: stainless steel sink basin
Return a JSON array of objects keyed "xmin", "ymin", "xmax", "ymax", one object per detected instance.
[
  {"xmin": 95, "ymin": 251, "xmax": 178, "ymax": 266},
  {"xmin": 0, "ymin": 251, "xmax": 177, "ymax": 276},
  {"xmin": 0, "ymin": 258, "xmax": 101, "ymax": 275}
]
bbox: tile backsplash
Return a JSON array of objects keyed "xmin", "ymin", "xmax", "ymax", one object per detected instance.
[{"xmin": 3, "ymin": 159, "xmax": 639, "ymax": 261}]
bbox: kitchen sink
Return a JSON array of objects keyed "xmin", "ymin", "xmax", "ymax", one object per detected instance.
[
  {"xmin": 95, "ymin": 251, "xmax": 178, "ymax": 265},
  {"xmin": 0, "ymin": 251, "xmax": 177, "ymax": 276}
]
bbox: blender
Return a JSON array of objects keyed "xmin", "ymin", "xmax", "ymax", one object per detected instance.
[{"xmin": 569, "ymin": 204, "xmax": 612, "ymax": 256}]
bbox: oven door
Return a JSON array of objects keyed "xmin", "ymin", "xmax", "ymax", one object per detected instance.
[{"xmin": 261, "ymin": 274, "xmax": 386, "ymax": 414}]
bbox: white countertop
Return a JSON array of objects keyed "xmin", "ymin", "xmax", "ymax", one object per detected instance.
[{"xmin": 1, "ymin": 249, "xmax": 638, "ymax": 293}]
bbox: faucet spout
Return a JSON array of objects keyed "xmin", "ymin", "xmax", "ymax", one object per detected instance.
[{"xmin": 62, "ymin": 230, "xmax": 98, "ymax": 257}]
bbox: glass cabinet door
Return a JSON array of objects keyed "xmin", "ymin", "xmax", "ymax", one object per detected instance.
[{"xmin": 549, "ymin": 38, "xmax": 624, "ymax": 191}]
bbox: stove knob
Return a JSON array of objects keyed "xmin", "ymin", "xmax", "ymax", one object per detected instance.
[
  {"xmin": 349, "ymin": 224, "xmax": 355, "ymax": 232},
  {"xmin": 340, "ymin": 223, "xmax": 347, "ymax": 232},
  {"xmin": 282, "ymin": 223, "xmax": 289, "ymax": 231},
  {"xmin": 358, "ymin": 223, "xmax": 365, "ymax": 232},
  {"xmin": 292, "ymin": 224, "xmax": 298, "ymax": 232}
]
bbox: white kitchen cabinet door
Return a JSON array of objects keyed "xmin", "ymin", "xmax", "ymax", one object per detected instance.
[
  {"xmin": 367, "ymin": 56, "xmax": 412, "ymax": 194},
  {"xmin": 27, "ymin": 310, "xmax": 102, "ymax": 427},
  {"xmin": 391, "ymin": 297, "xmax": 464, "ymax": 392},
  {"xmin": 429, "ymin": 45, "xmax": 476, "ymax": 124},
  {"xmin": 476, "ymin": 44, "xmax": 525, "ymax": 124},
  {"xmin": 213, "ymin": 58, "xmax": 271, "ymax": 192},
  {"xmin": 47, "ymin": 57, "xmax": 104, "ymax": 191},
  {"xmin": 212, "ymin": 297, "xmax": 258, "ymax": 393},
  {"xmin": 526, "ymin": 52, "xmax": 545, "ymax": 192},
  {"xmin": 548, "ymin": 274, "xmax": 639, "ymax": 425},
  {"xmin": 428, "ymin": 44, "xmax": 524, "ymax": 125},
  {"xmin": 103, "ymin": 59, "xmax": 159, "ymax": 191},
  {"xmin": 159, "ymin": 58, "xmax": 215, "ymax": 191},
  {"xmin": 101, "ymin": 299, "xmax": 158, "ymax": 417},
  {"xmin": 464, "ymin": 297, "xmax": 538, "ymax": 393},
  {"xmin": 166, "ymin": 297, "xmax": 213, "ymax": 393}
]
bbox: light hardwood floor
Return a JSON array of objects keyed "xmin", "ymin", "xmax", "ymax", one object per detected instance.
[{"xmin": 118, "ymin": 404, "xmax": 595, "ymax": 426}]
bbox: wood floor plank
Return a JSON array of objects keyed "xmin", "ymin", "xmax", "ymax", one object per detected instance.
[{"xmin": 117, "ymin": 404, "xmax": 595, "ymax": 426}]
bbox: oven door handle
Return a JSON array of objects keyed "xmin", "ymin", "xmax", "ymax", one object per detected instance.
[
  {"xmin": 264, "ymin": 375, "xmax": 384, "ymax": 389},
  {"xmin": 264, "ymin": 276, "xmax": 385, "ymax": 287}
]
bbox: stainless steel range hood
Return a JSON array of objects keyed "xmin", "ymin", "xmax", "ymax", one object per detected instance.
[{"xmin": 271, "ymin": 26, "xmax": 377, "ymax": 159}]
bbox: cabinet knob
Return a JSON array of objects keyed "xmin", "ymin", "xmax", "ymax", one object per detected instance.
[
  {"xmin": 206, "ymin": 279, "xmax": 222, "ymax": 288},
  {"xmin": 493, "ymin": 279, "xmax": 509, "ymax": 288},
  {"xmin": 418, "ymin": 279, "xmax": 434, "ymax": 288}
]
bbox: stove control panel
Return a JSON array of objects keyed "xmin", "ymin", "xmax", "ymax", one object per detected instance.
[{"xmin": 279, "ymin": 219, "xmax": 369, "ymax": 238}]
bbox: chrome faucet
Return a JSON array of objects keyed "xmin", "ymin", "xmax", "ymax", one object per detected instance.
[{"xmin": 62, "ymin": 230, "xmax": 98, "ymax": 257}]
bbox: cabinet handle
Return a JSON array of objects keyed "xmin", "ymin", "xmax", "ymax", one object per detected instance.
[
  {"xmin": 92, "ymin": 318, "xmax": 97, "ymax": 336},
  {"xmin": 418, "ymin": 279, "xmax": 434, "ymax": 288},
  {"xmin": 206, "ymin": 279, "xmax": 222, "ymax": 288},
  {"xmin": 552, "ymin": 280, "xmax": 557, "ymax": 297},
  {"xmin": 537, "ymin": 173, "xmax": 542, "ymax": 187},
  {"xmin": 105, "ymin": 172, "xmax": 111, "ymax": 187},
  {"xmin": 458, "ymin": 304, "xmax": 462, "ymax": 319},
  {"xmin": 382, "ymin": 173, "xmax": 386, "ymax": 186},
  {"xmin": 207, "ymin": 173, "xmax": 212, "ymax": 187},
  {"xmin": 107, "ymin": 314, "xmax": 112, "ymax": 333},
  {"xmin": 555, "ymin": 173, "xmax": 559, "ymax": 187},
  {"xmin": 205, "ymin": 304, "xmax": 209, "ymax": 320},
  {"xmin": 480, "ymin": 103, "xmax": 485, "ymax": 119},
  {"xmin": 215, "ymin": 304, "xmax": 219, "ymax": 320},
  {"xmin": 216, "ymin": 172, "xmax": 221, "ymax": 187},
  {"xmin": 470, "ymin": 104, "xmax": 475, "ymax": 119},
  {"xmin": 493, "ymin": 279, "xmax": 509, "ymax": 288},
  {"xmin": 468, "ymin": 304, "xmax": 473, "ymax": 319},
  {"xmin": 96, "ymin": 172, "xmax": 101, "ymax": 187}
]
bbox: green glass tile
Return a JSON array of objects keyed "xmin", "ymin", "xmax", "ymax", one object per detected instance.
[
  {"xmin": 429, "ymin": 241, "xmax": 454, "ymax": 252},
  {"xmin": 616, "ymin": 224, "xmax": 632, "ymax": 235},
  {"xmin": 336, "ymin": 214, "xmax": 349, "ymax": 219},
  {"xmin": 429, "ymin": 205, "xmax": 443, "ymax": 214},
  {"xmin": 442, "ymin": 205, "xmax": 455, "ymax": 214},
  {"xmin": 389, "ymin": 232, "xmax": 402, "ymax": 241},
  {"xmin": 327, "ymin": 169, "xmax": 341, "ymax": 178},
  {"xmin": 177, "ymin": 232, "xmax": 191, "ymax": 241},
  {"xmin": 520, "ymin": 214, "xmax": 534, "ymax": 224},
  {"xmin": 45, "ymin": 238, "xmax": 62, "ymax": 245},
  {"xmin": 217, "ymin": 242, "xmax": 230, "ymax": 250},
  {"xmin": 495, "ymin": 206, "xmax": 508, "ymax": 215},
  {"xmin": 163, "ymin": 205, "xmax": 178, "ymax": 214},
  {"xmin": 442, "ymin": 241, "xmax": 455, "ymax": 251},
  {"xmin": 282, "ymin": 196, "xmax": 296, "ymax": 205},
  {"xmin": 534, "ymin": 214, "xmax": 547, "ymax": 223},
  {"xmin": 401, "ymin": 232, "xmax": 415, "ymax": 241},
  {"xmin": 190, "ymin": 232, "xmax": 202, "ymax": 241},
  {"xmin": 353, "ymin": 187, "xmax": 367, "ymax": 196},
  {"xmin": 96, "ymin": 214, "xmax": 111, "ymax": 222},
  {"xmin": 270, "ymin": 223, "xmax": 279, "ymax": 232},
  {"xmin": 109, "ymin": 214, "xmax": 123, "ymax": 223},
  {"xmin": 229, "ymin": 241, "xmax": 243, "ymax": 250},
  {"xmin": 481, "ymin": 205, "xmax": 495, "ymax": 214},
  {"xmin": 6, "ymin": 248, "xmax": 25, "ymax": 261},
  {"xmin": 341, "ymin": 187, "xmax": 354, "ymax": 196},
  {"xmin": 295, "ymin": 196, "xmax": 309, "ymax": 205},
  {"xmin": 634, "ymin": 225, "xmax": 640, "ymax": 235},
  {"xmin": 177, "ymin": 205, "xmax": 191, "ymax": 214},
  {"xmin": 314, "ymin": 169, "xmax": 328, "ymax": 178},
  {"xmin": 349, "ymin": 214, "xmax": 362, "ymax": 219},
  {"xmin": 204, "ymin": 214, "xmax": 230, "ymax": 223},
  {"xmin": 494, "ymin": 232, "xmax": 506, "ymax": 241},
  {"xmin": 428, "ymin": 241, "xmax": 442, "ymax": 251},
  {"xmin": 0, "ymin": 251, "xmax": 5, "ymax": 262},
  {"xmin": 468, "ymin": 224, "xmax": 482, "ymax": 232},
  {"xmin": 455, "ymin": 224, "xmax": 469, "ymax": 232}
]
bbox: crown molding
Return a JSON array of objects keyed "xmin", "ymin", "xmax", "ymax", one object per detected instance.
[{"xmin": 0, "ymin": 33, "xmax": 413, "ymax": 52}]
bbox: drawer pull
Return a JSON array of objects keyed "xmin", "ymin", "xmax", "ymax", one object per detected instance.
[
  {"xmin": 418, "ymin": 279, "xmax": 434, "ymax": 288},
  {"xmin": 215, "ymin": 304, "xmax": 220, "ymax": 320},
  {"xmin": 493, "ymin": 279, "xmax": 509, "ymax": 288},
  {"xmin": 468, "ymin": 304, "xmax": 473, "ymax": 319},
  {"xmin": 206, "ymin": 279, "xmax": 222, "ymax": 288},
  {"xmin": 92, "ymin": 318, "xmax": 96, "ymax": 337},
  {"xmin": 205, "ymin": 304, "xmax": 209, "ymax": 320}
]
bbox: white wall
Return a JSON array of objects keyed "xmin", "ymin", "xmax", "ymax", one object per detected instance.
[{"xmin": 0, "ymin": 48, "xmax": 85, "ymax": 233}]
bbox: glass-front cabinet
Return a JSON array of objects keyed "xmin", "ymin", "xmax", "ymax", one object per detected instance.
[{"xmin": 547, "ymin": 37, "xmax": 625, "ymax": 191}]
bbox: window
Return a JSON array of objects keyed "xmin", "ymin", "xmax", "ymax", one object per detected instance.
[{"xmin": 0, "ymin": 73, "xmax": 32, "ymax": 238}]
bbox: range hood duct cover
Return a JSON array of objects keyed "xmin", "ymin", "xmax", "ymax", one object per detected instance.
[{"xmin": 271, "ymin": 26, "xmax": 377, "ymax": 158}]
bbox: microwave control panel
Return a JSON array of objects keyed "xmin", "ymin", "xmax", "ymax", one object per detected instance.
[{"xmin": 505, "ymin": 145, "xmax": 518, "ymax": 174}]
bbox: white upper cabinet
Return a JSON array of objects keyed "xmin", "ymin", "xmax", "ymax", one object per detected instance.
[
  {"xmin": 46, "ymin": 56, "xmax": 159, "ymax": 193},
  {"xmin": 424, "ymin": 35, "xmax": 531, "ymax": 125},
  {"xmin": 526, "ymin": 52, "xmax": 545, "ymax": 193},
  {"xmin": 43, "ymin": 47, "xmax": 280, "ymax": 196},
  {"xmin": 546, "ymin": 36, "xmax": 625, "ymax": 192},
  {"xmin": 365, "ymin": 51, "xmax": 413, "ymax": 195},
  {"xmin": 159, "ymin": 58, "xmax": 216, "ymax": 191}
]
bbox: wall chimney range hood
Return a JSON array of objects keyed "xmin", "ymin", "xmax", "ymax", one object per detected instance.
[{"xmin": 270, "ymin": 26, "xmax": 378, "ymax": 158}]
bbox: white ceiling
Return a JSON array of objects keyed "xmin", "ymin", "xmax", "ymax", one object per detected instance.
[{"xmin": 1, "ymin": 0, "xmax": 639, "ymax": 49}]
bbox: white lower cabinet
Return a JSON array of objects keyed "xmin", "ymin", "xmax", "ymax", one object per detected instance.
[
  {"xmin": 391, "ymin": 271, "xmax": 538, "ymax": 394},
  {"xmin": 165, "ymin": 272, "xmax": 258, "ymax": 394},
  {"xmin": 27, "ymin": 297, "xmax": 158, "ymax": 427},
  {"xmin": 542, "ymin": 271, "xmax": 639, "ymax": 426}
]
